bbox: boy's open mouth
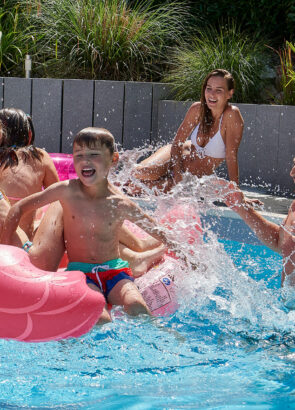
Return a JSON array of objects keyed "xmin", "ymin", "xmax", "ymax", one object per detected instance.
[{"xmin": 82, "ymin": 167, "xmax": 95, "ymax": 177}]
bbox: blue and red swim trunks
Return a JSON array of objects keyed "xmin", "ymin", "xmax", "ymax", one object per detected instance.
[{"xmin": 66, "ymin": 258, "xmax": 134, "ymax": 298}]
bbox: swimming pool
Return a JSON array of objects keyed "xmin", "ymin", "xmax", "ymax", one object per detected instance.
[{"xmin": 2, "ymin": 206, "xmax": 295, "ymax": 409}]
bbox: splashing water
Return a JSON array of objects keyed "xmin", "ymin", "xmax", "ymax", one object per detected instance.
[
  {"xmin": 1, "ymin": 146, "xmax": 295, "ymax": 408},
  {"xmin": 112, "ymin": 147, "xmax": 295, "ymax": 336}
]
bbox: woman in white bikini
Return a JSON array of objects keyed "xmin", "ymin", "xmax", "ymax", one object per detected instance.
[{"xmin": 133, "ymin": 69, "xmax": 244, "ymax": 193}]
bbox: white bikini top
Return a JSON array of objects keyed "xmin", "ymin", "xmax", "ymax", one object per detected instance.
[{"xmin": 190, "ymin": 114, "xmax": 226, "ymax": 159}]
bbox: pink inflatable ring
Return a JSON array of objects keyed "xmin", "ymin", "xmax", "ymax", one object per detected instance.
[{"xmin": 0, "ymin": 245, "xmax": 105, "ymax": 342}]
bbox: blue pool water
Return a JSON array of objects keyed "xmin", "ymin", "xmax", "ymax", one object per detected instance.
[{"xmin": 2, "ymin": 234, "xmax": 295, "ymax": 409}]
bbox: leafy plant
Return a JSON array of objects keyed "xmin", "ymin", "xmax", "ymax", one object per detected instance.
[
  {"xmin": 164, "ymin": 21, "xmax": 271, "ymax": 103},
  {"xmin": 0, "ymin": 0, "xmax": 38, "ymax": 76},
  {"xmin": 269, "ymin": 41, "xmax": 295, "ymax": 106},
  {"xmin": 29, "ymin": 0, "xmax": 188, "ymax": 81}
]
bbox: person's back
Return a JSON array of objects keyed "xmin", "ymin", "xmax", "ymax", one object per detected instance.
[{"xmin": 0, "ymin": 108, "xmax": 59, "ymax": 239}]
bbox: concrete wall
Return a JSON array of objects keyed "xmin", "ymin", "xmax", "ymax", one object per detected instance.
[
  {"xmin": 0, "ymin": 77, "xmax": 172, "ymax": 153},
  {"xmin": 0, "ymin": 77, "xmax": 294, "ymax": 194}
]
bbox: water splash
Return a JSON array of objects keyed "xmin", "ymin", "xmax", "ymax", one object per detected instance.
[{"xmin": 112, "ymin": 146, "xmax": 295, "ymax": 339}]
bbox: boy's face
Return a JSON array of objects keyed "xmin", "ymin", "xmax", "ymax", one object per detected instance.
[{"xmin": 73, "ymin": 143, "xmax": 118, "ymax": 186}]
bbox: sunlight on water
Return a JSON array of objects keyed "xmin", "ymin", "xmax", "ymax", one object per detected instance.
[{"xmin": 1, "ymin": 146, "xmax": 295, "ymax": 408}]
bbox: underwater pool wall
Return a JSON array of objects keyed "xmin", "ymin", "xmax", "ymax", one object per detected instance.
[{"xmin": 0, "ymin": 77, "xmax": 294, "ymax": 195}]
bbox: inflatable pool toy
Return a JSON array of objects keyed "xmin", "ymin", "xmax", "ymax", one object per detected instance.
[
  {"xmin": 0, "ymin": 245, "xmax": 105, "ymax": 342},
  {"xmin": 125, "ymin": 203, "xmax": 203, "ymax": 316},
  {"xmin": 135, "ymin": 255, "xmax": 181, "ymax": 316},
  {"xmin": 49, "ymin": 153, "xmax": 77, "ymax": 181}
]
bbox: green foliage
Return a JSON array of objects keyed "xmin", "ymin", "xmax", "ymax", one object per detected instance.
[
  {"xmin": 0, "ymin": 0, "xmax": 39, "ymax": 75},
  {"xmin": 270, "ymin": 41, "xmax": 295, "ymax": 105},
  {"xmin": 187, "ymin": 0, "xmax": 294, "ymax": 46},
  {"xmin": 164, "ymin": 22, "xmax": 271, "ymax": 103},
  {"xmin": 30, "ymin": 0, "xmax": 188, "ymax": 80}
]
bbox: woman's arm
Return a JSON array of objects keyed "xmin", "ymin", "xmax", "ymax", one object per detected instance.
[
  {"xmin": 170, "ymin": 103, "xmax": 200, "ymax": 183},
  {"xmin": 224, "ymin": 107, "xmax": 244, "ymax": 185}
]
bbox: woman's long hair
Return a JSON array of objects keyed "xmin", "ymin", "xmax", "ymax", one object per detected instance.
[
  {"xmin": 0, "ymin": 108, "xmax": 43, "ymax": 169},
  {"xmin": 199, "ymin": 69, "xmax": 235, "ymax": 134}
]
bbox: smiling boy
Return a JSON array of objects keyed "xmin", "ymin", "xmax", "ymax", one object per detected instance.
[{"xmin": 2, "ymin": 127, "xmax": 170, "ymax": 322}]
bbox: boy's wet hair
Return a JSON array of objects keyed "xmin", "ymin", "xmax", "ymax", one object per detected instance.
[
  {"xmin": 74, "ymin": 127, "xmax": 117, "ymax": 155},
  {"xmin": 0, "ymin": 108, "xmax": 43, "ymax": 169}
]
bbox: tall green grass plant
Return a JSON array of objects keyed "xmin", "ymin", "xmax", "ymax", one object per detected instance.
[
  {"xmin": 269, "ymin": 41, "xmax": 295, "ymax": 106},
  {"xmin": 164, "ymin": 22, "xmax": 270, "ymax": 103},
  {"xmin": 0, "ymin": 1, "xmax": 33, "ymax": 75},
  {"xmin": 31, "ymin": 0, "xmax": 188, "ymax": 80}
]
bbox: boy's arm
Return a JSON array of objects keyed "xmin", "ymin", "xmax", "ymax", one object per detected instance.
[
  {"xmin": 1, "ymin": 182, "xmax": 65, "ymax": 245},
  {"xmin": 123, "ymin": 200, "xmax": 175, "ymax": 250}
]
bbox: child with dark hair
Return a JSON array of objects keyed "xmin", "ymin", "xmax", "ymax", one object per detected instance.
[
  {"xmin": 0, "ymin": 108, "xmax": 59, "ymax": 239},
  {"xmin": 3, "ymin": 127, "xmax": 171, "ymax": 322}
]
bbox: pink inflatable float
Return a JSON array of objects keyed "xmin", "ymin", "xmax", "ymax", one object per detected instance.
[
  {"xmin": 49, "ymin": 153, "xmax": 77, "ymax": 181},
  {"xmin": 0, "ymin": 245, "xmax": 105, "ymax": 342},
  {"xmin": 125, "ymin": 203, "xmax": 202, "ymax": 316}
]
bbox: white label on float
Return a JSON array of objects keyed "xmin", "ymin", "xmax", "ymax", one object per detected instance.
[{"xmin": 141, "ymin": 278, "xmax": 171, "ymax": 312}]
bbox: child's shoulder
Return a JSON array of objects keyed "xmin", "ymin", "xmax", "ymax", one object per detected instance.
[{"xmin": 37, "ymin": 148, "xmax": 51, "ymax": 162}]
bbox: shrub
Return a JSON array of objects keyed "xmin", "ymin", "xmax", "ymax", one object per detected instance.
[
  {"xmin": 269, "ymin": 41, "xmax": 295, "ymax": 105},
  {"xmin": 29, "ymin": 0, "xmax": 188, "ymax": 80},
  {"xmin": 0, "ymin": 1, "xmax": 32, "ymax": 75},
  {"xmin": 164, "ymin": 22, "xmax": 271, "ymax": 103},
  {"xmin": 186, "ymin": 0, "xmax": 294, "ymax": 46}
]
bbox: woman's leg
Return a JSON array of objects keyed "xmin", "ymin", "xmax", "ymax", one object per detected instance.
[{"xmin": 133, "ymin": 144, "xmax": 172, "ymax": 181}]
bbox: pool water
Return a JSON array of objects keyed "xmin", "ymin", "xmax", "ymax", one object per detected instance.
[{"xmin": 2, "ymin": 236, "xmax": 295, "ymax": 409}]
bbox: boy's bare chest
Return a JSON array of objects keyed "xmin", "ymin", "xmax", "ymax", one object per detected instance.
[{"xmin": 62, "ymin": 196, "xmax": 122, "ymax": 232}]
